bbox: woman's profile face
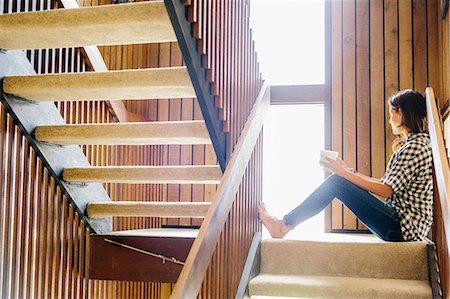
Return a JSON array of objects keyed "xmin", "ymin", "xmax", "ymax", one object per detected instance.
[{"xmin": 388, "ymin": 104, "xmax": 403, "ymax": 135}]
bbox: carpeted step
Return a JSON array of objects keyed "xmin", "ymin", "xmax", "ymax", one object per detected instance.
[
  {"xmin": 34, "ymin": 121, "xmax": 209, "ymax": 145},
  {"xmin": 0, "ymin": 1, "xmax": 176, "ymax": 50},
  {"xmin": 87, "ymin": 201, "xmax": 211, "ymax": 219},
  {"xmin": 261, "ymin": 239, "xmax": 429, "ymax": 280},
  {"xmin": 251, "ymin": 296, "xmax": 313, "ymax": 299},
  {"xmin": 63, "ymin": 165, "xmax": 222, "ymax": 184},
  {"xmin": 249, "ymin": 274, "xmax": 432, "ymax": 299},
  {"xmin": 3, "ymin": 67, "xmax": 195, "ymax": 102}
]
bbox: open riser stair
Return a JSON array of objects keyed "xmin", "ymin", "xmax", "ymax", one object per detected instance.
[{"xmin": 0, "ymin": 0, "xmax": 223, "ymax": 286}]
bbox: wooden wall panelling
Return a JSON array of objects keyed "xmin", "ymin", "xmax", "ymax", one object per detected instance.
[
  {"xmin": 355, "ymin": 0, "xmax": 370, "ymax": 231},
  {"xmin": 330, "ymin": 0, "xmax": 343, "ymax": 231},
  {"xmin": 427, "ymin": 0, "xmax": 440, "ymax": 99},
  {"xmin": 329, "ymin": 0, "xmax": 441, "ymax": 232},
  {"xmin": 413, "ymin": 0, "xmax": 428, "ymax": 92},
  {"xmin": 399, "ymin": 0, "xmax": 413, "ymax": 90},
  {"xmin": 384, "ymin": 0, "xmax": 399, "ymax": 164},
  {"xmin": 370, "ymin": 0, "xmax": 386, "ymax": 180},
  {"xmin": 342, "ymin": 0, "xmax": 357, "ymax": 230}
]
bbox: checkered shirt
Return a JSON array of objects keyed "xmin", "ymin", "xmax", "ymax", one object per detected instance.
[{"xmin": 381, "ymin": 132, "xmax": 434, "ymax": 241}]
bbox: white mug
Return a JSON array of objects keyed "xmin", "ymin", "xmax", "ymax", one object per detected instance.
[{"xmin": 320, "ymin": 150, "xmax": 338, "ymax": 163}]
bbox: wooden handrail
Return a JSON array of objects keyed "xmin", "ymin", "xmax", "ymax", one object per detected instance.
[
  {"xmin": 425, "ymin": 87, "xmax": 450, "ymax": 254},
  {"xmin": 170, "ymin": 82, "xmax": 270, "ymax": 299}
]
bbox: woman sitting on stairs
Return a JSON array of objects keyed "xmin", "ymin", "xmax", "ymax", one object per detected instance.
[{"xmin": 259, "ymin": 89, "xmax": 433, "ymax": 242}]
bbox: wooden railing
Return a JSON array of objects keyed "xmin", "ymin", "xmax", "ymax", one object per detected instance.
[
  {"xmin": 164, "ymin": 3, "xmax": 264, "ymax": 296},
  {"xmin": 426, "ymin": 87, "xmax": 450, "ymax": 298},
  {"xmin": 171, "ymin": 82, "xmax": 270, "ymax": 298}
]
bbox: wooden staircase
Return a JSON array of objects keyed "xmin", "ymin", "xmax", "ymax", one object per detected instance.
[
  {"xmin": 0, "ymin": 0, "xmax": 222, "ymax": 284},
  {"xmin": 2, "ymin": 1, "xmax": 449, "ymax": 298}
]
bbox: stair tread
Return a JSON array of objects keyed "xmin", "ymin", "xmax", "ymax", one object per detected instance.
[
  {"xmin": 261, "ymin": 239, "xmax": 429, "ymax": 281},
  {"xmin": 35, "ymin": 120, "xmax": 210, "ymax": 145},
  {"xmin": 87, "ymin": 201, "xmax": 211, "ymax": 218},
  {"xmin": 4, "ymin": 67, "xmax": 195, "ymax": 101},
  {"xmin": 249, "ymin": 274, "xmax": 432, "ymax": 299},
  {"xmin": 0, "ymin": 1, "xmax": 176, "ymax": 50},
  {"xmin": 63, "ymin": 165, "xmax": 222, "ymax": 184}
]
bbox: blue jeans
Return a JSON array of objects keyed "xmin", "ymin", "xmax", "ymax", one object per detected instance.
[{"xmin": 283, "ymin": 174, "xmax": 404, "ymax": 242}]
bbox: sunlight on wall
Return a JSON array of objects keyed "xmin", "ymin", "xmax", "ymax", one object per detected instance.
[
  {"xmin": 263, "ymin": 105, "xmax": 325, "ymax": 238},
  {"xmin": 250, "ymin": 0, "xmax": 325, "ymax": 85}
]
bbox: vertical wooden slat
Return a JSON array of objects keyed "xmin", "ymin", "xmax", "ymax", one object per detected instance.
[
  {"xmin": 384, "ymin": 0, "xmax": 399, "ymax": 163},
  {"xmin": 22, "ymin": 145, "xmax": 34, "ymax": 299},
  {"xmin": 370, "ymin": 0, "xmax": 386, "ymax": 180},
  {"xmin": 342, "ymin": 0, "xmax": 357, "ymax": 230},
  {"xmin": 412, "ymin": 0, "xmax": 428, "ymax": 92},
  {"xmin": 168, "ymin": 42, "xmax": 183, "ymax": 226},
  {"xmin": 355, "ymin": 0, "xmax": 370, "ymax": 231},
  {"xmin": 192, "ymin": 101, "xmax": 205, "ymax": 227},
  {"xmin": 0, "ymin": 106, "xmax": 7, "ymax": 296},
  {"xmin": 427, "ymin": 0, "xmax": 440, "ymax": 97},
  {"xmin": 9, "ymin": 126, "xmax": 21, "ymax": 299},
  {"xmin": 180, "ymin": 98, "xmax": 193, "ymax": 226},
  {"xmin": 43, "ymin": 178, "xmax": 55, "ymax": 299},
  {"xmin": 331, "ymin": 0, "xmax": 343, "ymax": 231},
  {"xmin": 399, "ymin": 0, "xmax": 413, "ymax": 90}
]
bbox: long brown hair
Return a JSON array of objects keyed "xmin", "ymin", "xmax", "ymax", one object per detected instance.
[{"xmin": 388, "ymin": 89, "xmax": 427, "ymax": 152}]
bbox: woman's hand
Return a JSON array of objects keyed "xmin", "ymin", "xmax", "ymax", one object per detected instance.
[{"xmin": 319, "ymin": 157, "xmax": 349, "ymax": 177}]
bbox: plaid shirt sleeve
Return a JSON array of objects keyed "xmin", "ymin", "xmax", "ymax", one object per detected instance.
[{"xmin": 381, "ymin": 142, "xmax": 427, "ymax": 194}]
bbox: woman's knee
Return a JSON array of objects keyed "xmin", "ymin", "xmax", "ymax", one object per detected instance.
[{"xmin": 325, "ymin": 174, "xmax": 346, "ymax": 185}]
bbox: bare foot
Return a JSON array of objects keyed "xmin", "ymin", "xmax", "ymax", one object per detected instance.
[{"xmin": 258, "ymin": 203, "xmax": 291, "ymax": 238}]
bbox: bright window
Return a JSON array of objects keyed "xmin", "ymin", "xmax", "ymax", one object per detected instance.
[
  {"xmin": 251, "ymin": 0, "xmax": 325, "ymax": 85},
  {"xmin": 262, "ymin": 105, "xmax": 325, "ymax": 238}
]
